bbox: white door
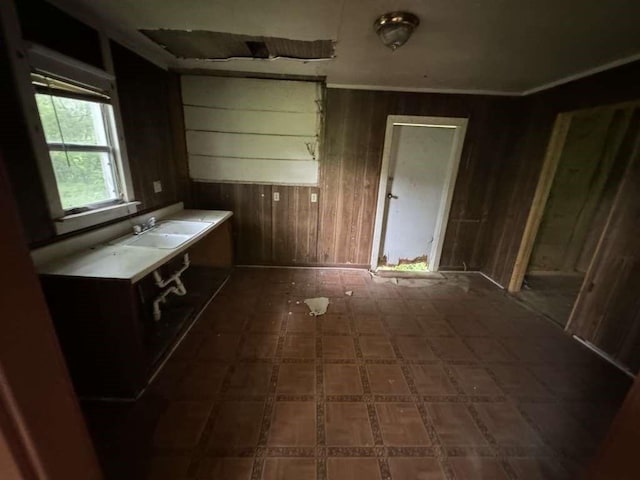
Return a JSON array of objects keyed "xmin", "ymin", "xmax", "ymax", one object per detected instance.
[{"xmin": 371, "ymin": 116, "xmax": 468, "ymax": 272}]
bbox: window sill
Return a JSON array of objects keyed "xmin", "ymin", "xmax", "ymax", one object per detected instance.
[{"xmin": 54, "ymin": 201, "xmax": 141, "ymax": 236}]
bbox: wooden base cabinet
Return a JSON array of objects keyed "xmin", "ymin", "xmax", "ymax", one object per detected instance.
[{"xmin": 39, "ymin": 220, "xmax": 233, "ymax": 399}]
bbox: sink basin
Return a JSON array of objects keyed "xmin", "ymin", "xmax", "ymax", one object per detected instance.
[
  {"xmin": 126, "ymin": 232, "xmax": 191, "ymax": 249},
  {"xmin": 152, "ymin": 220, "xmax": 209, "ymax": 236},
  {"xmin": 121, "ymin": 220, "xmax": 210, "ymax": 249}
]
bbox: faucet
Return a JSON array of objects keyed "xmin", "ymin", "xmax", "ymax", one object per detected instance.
[{"xmin": 133, "ymin": 216, "xmax": 156, "ymax": 235}]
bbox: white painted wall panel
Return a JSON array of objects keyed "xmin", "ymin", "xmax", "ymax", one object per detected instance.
[
  {"xmin": 189, "ymin": 156, "xmax": 319, "ymax": 185},
  {"xmin": 186, "ymin": 131, "xmax": 315, "ymax": 160},
  {"xmin": 184, "ymin": 106, "xmax": 318, "ymax": 136},
  {"xmin": 181, "ymin": 75, "xmax": 321, "ymax": 185},
  {"xmin": 181, "ymin": 76, "xmax": 318, "ymax": 112}
]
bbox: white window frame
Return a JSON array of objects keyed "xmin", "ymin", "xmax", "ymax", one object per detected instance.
[
  {"xmin": 36, "ymin": 93, "xmax": 124, "ymax": 209},
  {"xmin": 28, "ymin": 44, "xmax": 138, "ymax": 235}
]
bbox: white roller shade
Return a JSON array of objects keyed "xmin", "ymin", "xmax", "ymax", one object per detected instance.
[{"xmin": 181, "ymin": 75, "xmax": 321, "ymax": 185}]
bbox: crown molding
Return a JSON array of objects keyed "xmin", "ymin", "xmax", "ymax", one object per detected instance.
[
  {"xmin": 326, "ymin": 83, "xmax": 518, "ymax": 96},
  {"xmin": 521, "ymin": 53, "xmax": 640, "ymax": 96}
]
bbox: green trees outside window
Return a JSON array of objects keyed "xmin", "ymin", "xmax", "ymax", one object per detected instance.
[{"xmin": 35, "ymin": 94, "xmax": 120, "ymax": 211}]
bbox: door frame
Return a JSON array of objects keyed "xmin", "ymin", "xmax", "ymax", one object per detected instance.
[
  {"xmin": 369, "ymin": 115, "xmax": 468, "ymax": 271},
  {"xmin": 507, "ymin": 99, "xmax": 640, "ymax": 293},
  {"xmin": 507, "ymin": 113, "xmax": 572, "ymax": 292}
]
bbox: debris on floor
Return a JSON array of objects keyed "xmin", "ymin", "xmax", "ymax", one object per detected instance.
[
  {"xmin": 448, "ymin": 275, "xmax": 471, "ymax": 292},
  {"xmin": 374, "ymin": 269, "xmax": 444, "ymax": 279},
  {"xmin": 397, "ymin": 278, "xmax": 440, "ymax": 288},
  {"xmin": 345, "ymin": 290, "xmax": 353, "ymax": 296},
  {"xmin": 369, "ymin": 271, "xmax": 471, "ymax": 291},
  {"xmin": 377, "ymin": 259, "xmax": 429, "ymax": 272},
  {"xmin": 303, "ymin": 297, "xmax": 329, "ymax": 316},
  {"xmin": 371, "ymin": 275, "xmax": 435, "ymax": 287},
  {"xmin": 371, "ymin": 275, "xmax": 399, "ymax": 285},
  {"xmin": 84, "ymin": 267, "xmax": 632, "ymax": 480}
]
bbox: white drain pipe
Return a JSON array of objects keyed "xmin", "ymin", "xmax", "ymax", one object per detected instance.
[{"xmin": 152, "ymin": 254, "xmax": 190, "ymax": 321}]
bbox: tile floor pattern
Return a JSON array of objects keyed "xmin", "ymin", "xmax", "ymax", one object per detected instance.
[
  {"xmin": 517, "ymin": 274, "xmax": 585, "ymax": 328},
  {"xmin": 84, "ymin": 269, "xmax": 631, "ymax": 480}
]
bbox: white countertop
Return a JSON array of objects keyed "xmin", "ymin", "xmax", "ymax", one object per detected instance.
[{"xmin": 36, "ymin": 209, "xmax": 233, "ymax": 283}]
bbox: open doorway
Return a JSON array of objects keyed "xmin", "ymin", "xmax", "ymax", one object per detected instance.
[
  {"xmin": 510, "ymin": 102, "xmax": 639, "ymax": 327},
  {"xmin": 370, "ymin": 115, "xmax": 468, "ymax": 273}
]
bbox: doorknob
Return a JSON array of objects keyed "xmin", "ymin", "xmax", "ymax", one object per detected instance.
[{"xmin": 387, "ymin": 193, "xmax": 398, "ymax": 199}]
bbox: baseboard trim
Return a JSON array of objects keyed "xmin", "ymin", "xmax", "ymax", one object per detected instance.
[
  {"xmin": 479, "ymin": 272, "xmax": 506, "ymax": 289},
  {"xmin": 236, "ymin": 264, "xmax": 370, "ymax": 270},
  {"xmin": 235, "ymin": 266, "xmax": 509, "ymax": 291},
  {"xmin": 572, "ymin": 336, "xmax": 635, "ymax": 378}
]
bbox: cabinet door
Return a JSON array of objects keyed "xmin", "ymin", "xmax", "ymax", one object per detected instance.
[{"xmin": 41, "ymin": 276, "xmax": 147, "ymax": 398}]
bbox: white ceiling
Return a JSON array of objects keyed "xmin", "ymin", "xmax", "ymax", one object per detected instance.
[{"xmin": 50, "ymin": 0, "xmax": 640, "ymax": 94}]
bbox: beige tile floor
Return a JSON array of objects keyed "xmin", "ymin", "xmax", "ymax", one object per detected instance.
[{"xmin": 83, "ymin": 268, "xmax": 631, "ymax": 479}]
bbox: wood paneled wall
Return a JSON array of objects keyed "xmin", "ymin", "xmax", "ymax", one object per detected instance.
[
  {"xmin": 318, "ymin": 89, "xmax": 520, "ymax": 267},
  {"xmin": 15, "ymin": 0, "xmax": 103, "ymax": 69},
  {"xmin": 192, "ymin": 88, "xmax": 521, "ymax": 269},
  {"xmin": 168, "ymin": 74, "xmax": 192, "ymax": 205},
  {"xmin": 0, "ymin": 18, "xmax": 55, "ymax": 244},
  {"xmin": 0, "ymin": 0, "xmax": 184, "ymax": 247},
  {"xmin": 482, "ymin": 60, "xmax": 640, "ymax": 287},
  {"xmin": 479, "ymin": 60, "xmax": 640, "ymax": 373},
  {"xmin": 528, "ymin": 108, "xmax": 632, "ymax": 273},
  {"xmin": 566, "ymin": 107, "xmax": 640, "ymax": 371},
  {"xmin": 111, "ymin": 41, "xmax": 180, "ymax": 212},
  {"xmin": 192, "ymin": 182, "xmax": 319, "ymax": 265}
]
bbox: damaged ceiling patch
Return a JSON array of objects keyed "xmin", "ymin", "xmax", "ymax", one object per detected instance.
[{"xmin": 140, "ymin": 29, "xmax": 335, "ymax": 61}]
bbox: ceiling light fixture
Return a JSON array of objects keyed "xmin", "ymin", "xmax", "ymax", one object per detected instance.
[{"xmin": 374, "ymin": 12, "xmax": 420, "ymax": 51}]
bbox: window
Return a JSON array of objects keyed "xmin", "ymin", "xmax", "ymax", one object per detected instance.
[
  {"xmin": 35, "ymin": 91, "xmax": 122, "ymax": 212},
  {"xmin": 27, "ymin": 44, "xmax": 138, "ymax": 234}
]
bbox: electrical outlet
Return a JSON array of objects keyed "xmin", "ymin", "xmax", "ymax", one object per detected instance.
[
  {"xmin": 153, "ymin": 180, "xmax": 163, "ymax": 193},
  {"xmin": 311, "ymin": 193, "xmax": 318, "ymax": 203},
  {"xmin": 273, "ymin": 192, "xmax": 280, "ymax": 201}
]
